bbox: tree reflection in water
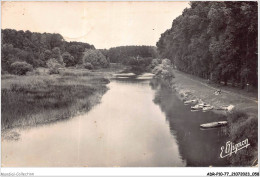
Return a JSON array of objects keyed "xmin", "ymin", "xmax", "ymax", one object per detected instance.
[{"xmin": 150, "ymin": 79, "xmax": 230, "ymax": 167}]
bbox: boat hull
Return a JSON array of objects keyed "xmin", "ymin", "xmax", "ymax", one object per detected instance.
[{"xmin": 200, "ymin": 121, "xmax": 227, "ymax": 129}]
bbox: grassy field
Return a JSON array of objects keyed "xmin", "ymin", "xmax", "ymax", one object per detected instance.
[
  {"xmin": 171, "ymin": 70, "xmax": 258, "ymax": 166},
  {"xmin": 1, "ymin": 64, "xmax": 123, "ymax": 131}
]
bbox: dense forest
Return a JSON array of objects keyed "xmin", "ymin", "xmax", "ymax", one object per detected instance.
[
  {"xmin": 1, "ymin": 29, "xmax": 96, "ymax": 73},
  {"xmin": 157, "ymin": 1, "xmax": 257, "ymax": 88},
  {"xmin": 100, "ymin": 46, "xmax": 159, "ymax": 63},
  {"xmin": 99, "ymin": 46, "xmax": 159, "ymax": 73},
  {"xmin": 1, "ymin": 29, "xmax": 160, "ymax": 74}
]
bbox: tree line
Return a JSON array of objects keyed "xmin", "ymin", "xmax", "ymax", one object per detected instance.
[
  {"xmin": 157, "ymin": 1, "xmax": 257, "ymax": 88},
  {"xmin": 1, "ymin": 29, "xmax": 97, "ymax": 73},
  {"xmin": 1, "ymin": 29, "xmax": 160, "ymax": 75},
  {"xmin": 100, "ymin": 46, "xmax": 159, "ymax": 63}
]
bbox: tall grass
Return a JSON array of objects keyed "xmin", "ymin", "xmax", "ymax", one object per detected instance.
[
  {"xmin": 226, "ymin": 111, "xmax": 258, "ymax": 166},
  {"xmin": 1, "ymin": 71, "xmax": 109, "ymax": 130}
]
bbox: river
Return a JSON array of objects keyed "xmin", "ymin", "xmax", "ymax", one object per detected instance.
[{"xmin": 1, "ymin": 73, "xmax": 229, "ymax": 167}]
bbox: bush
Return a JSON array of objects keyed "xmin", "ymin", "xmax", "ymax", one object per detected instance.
[
  {"xmin": 124, "ymin": 56, "xmax": 154, "ymax": 73},
  {"xmin": 10, "ymin": 61, "xmax": 33, "ymax": 75},
  {"xmin": 152, "ymin": 59, "xmax": 175, "ymax": 80},
  {"xmin": 52, "ymin": 47, "xmax": 64, "ymax": 65},
  {"xmin": 162, "ymin": 59, "xmax": 171, "ymax": 66},
  {"xmin": 150, "ymin": 59, "xmax": 161, "ymax": 69},
  {"xmin": 83, "ymin": 49, "xmax": 109, "ymax": 68},
  {"xmin": 227, "ymin": 111, "xmax": 258, "ymax": 166},
  {"xmin": 83, "ymin": 62, "xmax": 94, "ymax": 70},
  {"xmin": 46, "ymin": 58, "xmax": 63, "ymax": 74},
  {"xmin": 75, "ymin": 64, "xmax": 85, "ymax": 69},
  {"xmin": 62, "ymin": 52, "xmax": 75, "ymax": 67}
]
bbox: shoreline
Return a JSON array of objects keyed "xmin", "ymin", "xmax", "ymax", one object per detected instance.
[
  {"xmin": 1, "ymin": 64, "xmax": 125, "ymax": 139},
  {"xmin": 172, "ymin": 70, "xmax": 257, "ymax": 118},
  {"xmin": 169, "ymin": 70, "xmax": 258, "ymax": 166}
]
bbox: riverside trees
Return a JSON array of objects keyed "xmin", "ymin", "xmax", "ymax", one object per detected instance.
[
  {"xmin": 1, "ymin": 29, "xmax": 96, "ymax": 73},
  {"xmin": 157, "ymin": 1, "xmax": 257, "ymax": 88}
]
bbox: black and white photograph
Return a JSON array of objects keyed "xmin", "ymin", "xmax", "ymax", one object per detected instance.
[{"xmin": 0, "ymin": 0, "xmax": 258, "ymax": 175}]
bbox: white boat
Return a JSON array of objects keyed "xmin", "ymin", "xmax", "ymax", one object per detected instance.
[
  {"xmin": 191, "ymin": 104, "xmax": 202, "ymax": 110},
  {"xmin": 216, "ymin": 105, "xmax": 234, "ymax": 111},
  {"xmin": 191, "ymin": 102, "xmax": 213, "ymax": 111},
  {"xmin": 198, "ymin": 103, "xmax": 211, "ymax": 107},
  {"xmin": 200, "ymin": 121, "xmax": 227, "ymax": 128},
  {"xmin": 202, "ymin": 106, "xmax": 214, "ymax": 112},
  {"xmin": 184, "ymin": 99, "xmax": 197, "ymax": 105}
]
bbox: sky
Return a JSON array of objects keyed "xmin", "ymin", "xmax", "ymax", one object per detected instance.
[{"xmin": 2, "ymin": 1, "xmax": 190, "ymax": 49}]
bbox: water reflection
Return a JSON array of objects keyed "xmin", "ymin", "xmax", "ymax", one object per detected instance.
[
  {"xmin": 150, "ymin": 79, "xmax": 230, "ymax": 166},
  {"xmin": 2, "ymin": 77, "xmax": 184, "ymax": 167},
  {"xmin": 2, "ymin": 76, "xmax": 230, "ymax": 167}
]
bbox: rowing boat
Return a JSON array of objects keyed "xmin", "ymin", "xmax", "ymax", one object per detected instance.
[
  {"xmin": 184, "ymin": 99, "xmax": 197, "ymax": 105},
  {"xmin": 200, "ymin": 121, "xmax": 227, "ymax": 128}
]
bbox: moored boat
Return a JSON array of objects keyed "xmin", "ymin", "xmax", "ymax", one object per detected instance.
[
  {"xmin": 191, "ymin": 104, "xmax": 202, "ymax": 110},
  {"xmin": 200, "ymin": 121, "xmax": 227, "ymax": 128},
  {"xmin": 184, "ymin": 99, "xmax": 197, "ymax": 105},
  {"xmin": 202, "ymin": 106, "xmax": 214, "ymax": 112}
]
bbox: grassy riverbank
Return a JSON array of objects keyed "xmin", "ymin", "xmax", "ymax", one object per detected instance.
[
  {"xmin": 1, "ymin": 64, "xmax": 123, "ymax": 131},
  {"xmin": 171, "ymin": 70, "xmax": 258, "ymax": 166}
]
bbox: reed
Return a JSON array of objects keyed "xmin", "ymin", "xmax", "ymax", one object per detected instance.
[
  {"xmin": 1, "ymin": 69, "xmax": 109, "ymax": 130},
  {"xmin": 227, "ymin": 111, "xmax": 258, "ymax": 166}
]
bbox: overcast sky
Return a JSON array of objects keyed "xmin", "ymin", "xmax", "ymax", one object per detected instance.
[{"xmin": 2, "ymin": 1, "xmax": 190, "ymax": 49}]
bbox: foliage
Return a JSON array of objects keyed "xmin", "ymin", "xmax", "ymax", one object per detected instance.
[
  {"xmin": 152, "ymin": 59, "xmax": 175, "ymax": 81},
  {"xmin": 62, "ymin": 52, "xmax": 75, "ymax": 67},
  {"xmin": 227, "ymin": 111, "xmax": 258, "ymax": 165},
  {"xmin": 1, "ymin": 73, "xmax": 108, "ymax": 130},
  {"xmin": 46, "ymin": 58, "xmax": 64, "ymax": 74},
  {"xmin": 1, "ymin": 29, "xmax": 95, "ymax": 73},
  {"xmin": 82, "ymin": 49, "xmax": 109, "ymax": 68},
  {"xmin": 150, "ymin": 59, "xmax": 162, "ymax": 69},
  {"xmin": 157, "ymin": 2, "xmax": 257, "ymax": 88},
  {"xmin": 123, "ymin": 56, "xmax": 155, "ymax": 74},
  {"xmin": 100, "ymin": 46, "xmax": 159, "ymax": 63},
  {"xmin": 64, "ymin": 41, "xmax": 95, "ymax": 65},
  {"xmin": 10, "ymin": 61, "xmax": 33, "ymax": 75},
  {"xmin": 83, "ymin": 62, "xmax": 94, "ymax": 70},
  {"xmin": 51, "ymin": 47, "xmax": 64, "ymax": 64}
]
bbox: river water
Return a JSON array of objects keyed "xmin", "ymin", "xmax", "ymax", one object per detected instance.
[{"xmin": 1, "ymin": 73, "xmax": 229, "ymax": 167}]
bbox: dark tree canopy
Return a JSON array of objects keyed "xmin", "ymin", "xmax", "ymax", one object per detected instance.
[
  {"xmin": 157, "ymin": 1, "xmax": 257, "ymax": 88},
  {"xmin": 1, "ymin": 29, "xmax": 95, "ymax": 72},
  {"xmin": 100, "ymin": 46, "xmax": 159, "ymax": 63}
]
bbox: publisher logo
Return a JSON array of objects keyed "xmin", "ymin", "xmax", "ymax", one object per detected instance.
[{"xmin": 220, "ymin": 138, "xmax": 250, "ymax": 158}]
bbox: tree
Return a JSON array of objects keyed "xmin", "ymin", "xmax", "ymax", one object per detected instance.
[
  {"xmin": 82, "ymin": 49, "xmax": 109, "ymax": 68},
  {"xmin": 10, "ymin": 61, "xmax": 33, "ymax": 75},
  {"xmin": 156, "ymin": 1, "xmax": 257, "ymax": 88},
  {"xmin": 46, "ymin": 58, "xmax": 63, "ymax": 74},
  {"xmin": 101, "ymin": 46, "xmax": 159, "ymax": 63},
  {"xmin": 1, "ymin": 29, "xmax": 95, "ymax": 70},
  {"xmin": 62, "ymin": 52, "xmax": 75, "ymax": 67},
  {"xmin": 52, "ymin": 47, "xmax": 64, "ymax": 65}
]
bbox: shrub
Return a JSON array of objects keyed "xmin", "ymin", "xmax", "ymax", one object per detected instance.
[
  {"xmin": 227, "ymin": 111, "xmax": 258, "ymax": 166},
  {"xmin": 2, "ymin": 70, "xmax": 9, "ymax": 75},
  {"xmin": 62, "ymin": 52, "xmax": 75, "ymax": 67},
  {"xmin": 124, "ymin": 56, "xmax": 154, "ymax": 73},
  {"xmin": 46, "ymin": 58, "xmax": 63, "ymax": 74},
  {"xmin": 150, "ymin": 59, "xmax": 161, "ymax": 69},
  {"xmin": 10, "ymin": 61, "xmax": 33, "ymax": 75},
  {"xmin": 83, "ymin": 49, "xmax": 109, "ymax": 68},
  {"xmin": 52, "ymin": 47, "xmax": 64, "ymax": 65},
  {"xmin": 227, "ymin": 111, "xmax": 248, "ymax": 124},
  {"xmin": 75, "ymin": 64, "xmax": 85, "ymax": 69},
  {"xmin": 162, "ymin": 59, "xmax": 171, "ymax": 66},
  {"xmin": 152, "ymin": 59, "xmax": 175, "ymax": 80},
  {"xmin": 83, "ymin": 62, "xmax": 94, "ymax": 70}
]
